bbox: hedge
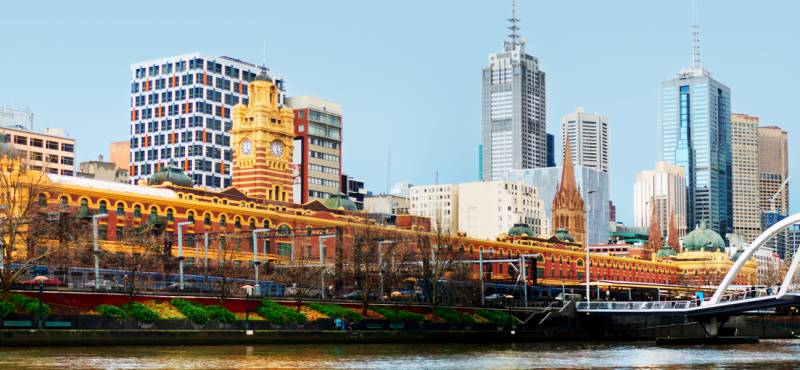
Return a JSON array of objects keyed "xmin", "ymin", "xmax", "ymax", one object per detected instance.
[
  {"xmin": 9, "ymin": 294, "xmax": 50, "ymax": 318},
  {"xmin": 206, "ymin": 305, "xmax": 236, "ymax": 323},
  {"xmin": 371, "ymin": 307, "xmax": 424, "ymax": 323},
  {"xmin": 0, "ymin": 301, "xmax": 14, "ymax": 319},
  {"xmin": 95, "ymin": 304, "xmax": 128, "ymax": 320},
  {"xmin": 308, "ymin": 303, "xmax": 363, "ymax": 322},
  {"xmin": 170, "ymin": 299, "xmax": 210, "ymax": 324},
  {"xmin": 256, "ymin": 300, "xmax": 307, "ymax": 324},
  {"xmin": 122, "ymin": 302, "xmax": 159, "ymax": 323},
  {"xmin": 475, "ymin": 309, "xmax": 515, "ymax": 326},
  {"xmin": 435, "ymin": 307, "xmax": 476, "ymax": 325}
]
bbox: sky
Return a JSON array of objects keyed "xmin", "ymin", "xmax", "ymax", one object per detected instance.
[{"xmin": 0, "ymin": 0, "xmax": 797, "ymax": 224}]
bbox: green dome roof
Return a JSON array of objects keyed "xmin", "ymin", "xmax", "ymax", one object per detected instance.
[
  {"xmin": 508, "ymin": 223, "xmax": 536, "ymax": 238},
  {"xmin": 656, "ymin": 243, "xmax": 677, "ymax": 258},
  {"xmin": 148, "ymin": 163, "xmax": 193, "ymax": 188},
  {"xmin": 682, "ymin": 222, "xmax": 726, "ymax": 252},
  {"xmin": 323, "ymin": 193, "xmax": 357, "ymax": 211},
  {"xmin": 554, "ymin": 228, "xmax": 575, "ymax": 243}
]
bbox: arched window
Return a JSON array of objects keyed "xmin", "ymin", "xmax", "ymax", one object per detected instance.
[
  {"xmin": 220, "ymin": 215, "xmax": 226, "ymax": 227},
  {"xmin": 38, "ymin": 193, "xmax": 47, "ymax": 207},
  {"xmin": 234, "ymin": 217, "xmax": 242, "ymax": 229},
  {"xmin": 98, "ymin": 200, "xmax": 107, "ymax": 214},
  {"xmin": 187, "ymin": 211, "xmax": 195, "ymax": 222},
  {"xmin": 59, "ymin": 196, "xmax": 68, "ymax": 208},
  {"xmin": 166, "ymin": 209, "xmax": 174, "ymax": 222},
  {"xmin": 116, "ymin": 202, "xmax": 125, "ymax": 216},
  {"xmin": 149, "ymin": 207, "xmax": 158, "ymax": 220},
  {"xmin": 249, "ymin": 219, "xmax": 256, "ymax": 230},
  {"xmin": 133, "ymin": 205, "xmax": 142, "ymax": 218},
  {"xmin": 278, "ymin": 224, "xmax": 291, "ymax": 236},
  {"xmin": 204, "ymin": 213, "xmax": 211, "ymax": 226}
]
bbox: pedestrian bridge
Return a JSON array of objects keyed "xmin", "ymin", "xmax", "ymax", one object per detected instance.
[{"xmin": 577, "ymin": 213, "xmax": 800, "ymax": 317}]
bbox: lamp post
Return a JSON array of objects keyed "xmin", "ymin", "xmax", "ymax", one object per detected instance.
[
  {"xmin": 319, "ymin": 235, "xmax": 336, "ymax": 300},
  {"xmin": 176, "ymin": 221, "xmax": 193, "ymax": 291},
  {"xmin": 251, "ymin": 228, "xmax": 270, "ymax": 296},
  {"xmin": 33, "ymin": 275, "xmax": 48, "ymax": 330},
  {"xmin": 241, "ymin": 284, "xmax": 254, "ymax": 333},
  {"xmin": 504, "ymin": 294, "xmax": 514, "ymax": 329},
  {"xmin": 377, "ymin": 240, "xmax": 394, "ymax": 302},
  {"xmin": 585, "ymin": 190, "xmax": 596, "ymax": 304},
  {"xmin": 92, "ymin": 213, "xmax": 108, "ymax": 290}
]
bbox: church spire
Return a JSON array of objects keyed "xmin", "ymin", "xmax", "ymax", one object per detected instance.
[
  {"xmin": 559, "ymin": 139, "xmax": 577, "ymax": 194},
  {"xmin": 647, "ymin": 199, "xmax": 662, "ymax": 254},
  {"xmin": 667, "ymin": 210, "xmax": 680, "ymax": 253}
]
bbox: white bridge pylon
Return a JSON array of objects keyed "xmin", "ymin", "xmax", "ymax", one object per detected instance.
[{"xmin": 709, "ymin": 212, "xmax": 800, "ymax": 305}]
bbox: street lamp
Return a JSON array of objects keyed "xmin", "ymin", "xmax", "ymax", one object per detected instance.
[
  {"xmin": 377, "ymin": 240, "xmax": 395, "ymax": 302},
  {"xmin": 585, "ymin": 190, "xmax": 596, "ymax": 304},
  {"xmin": 241, "ymin": 284, "xmax": 254, "ymax": 333},
  {"xmin": 318, "ymin": 235, "xmax": 335, "ymax": 300},
  {"xmin": 504, "ymin": 294, "xmax": 514, "ymax": 329},
  {"xmin": 251, "ymin": 228, "xmax": 270, "ymax": 296},
  {"xmin": 176, "ymin": 221, "xmax": 193, "ymax": 291},
  {"xmin": 92, "ymin": 213, "xmax": 108, "ymax": 290},
  {"xmin": 33, "ymin": 275, "xmax": 48, "ymax": 330}
]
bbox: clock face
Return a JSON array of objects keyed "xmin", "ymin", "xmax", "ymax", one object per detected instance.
[
  {"xmin": 240, "ymin": 139, "xmax": 253, "ymax": 155},
  {"xmin": 270, "ymin": 140, "xmax": 284, "ymax": 157}
]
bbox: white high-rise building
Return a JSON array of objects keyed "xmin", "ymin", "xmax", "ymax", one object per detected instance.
[
  {"xmin": 561, "ymin": 107, "xmax": 608, "ymax": 173},
  {"xmin": 129, "ymin": 53, "xmax": 284, "ymax": 189},
  {"xmin": 633, "ymin": 161, "xmax": 687, "ymax": 239},
  {"xmin": 481, "ymin": 1, "xmax": 546, "ymax": 180},
  {"xmin": 409, "ymin": 184, "xmax": 459, "ymax": 233},
  {"xmin": 730, "ymin": 113, "xmax": 761, "ymax": 243},
  {"xmin": 458, "ymin": 181, "xmax": 546, "ymax": 240}
]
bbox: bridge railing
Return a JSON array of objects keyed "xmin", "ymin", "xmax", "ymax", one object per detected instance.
[{"xmin": 576, "ymin": 288, "xmax": 781, "ymax": 311}]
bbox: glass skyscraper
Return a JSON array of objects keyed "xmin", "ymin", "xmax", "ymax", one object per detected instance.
[
  {"xmin": 661, "ymin": 64, "xmax": 732, "ymax": 237},
  {"xmin": 481, "ymin": 2, "xmax": 546, "ymax": 181}
]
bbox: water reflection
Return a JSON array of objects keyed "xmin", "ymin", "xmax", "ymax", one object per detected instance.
[{"xmin": 1, "ymin": 340, "xmax": 799, "ymax": 369}]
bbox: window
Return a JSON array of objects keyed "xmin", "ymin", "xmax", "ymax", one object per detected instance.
[
  {"xmin": 14, "ymin": 135, "xmax": 28, "ymax": 145},
  {"xmin": 204, "ymin": 213, "xmax": 211, "ymax": 225},
  {"xmin": 46, "ymin": 141, "xmax": 59, "ymax": 150},
  {"xmin": 116, "ymin": 203, "xmax": 125, "ymax": 216},
  {"xmin": 167, "ymin": 209, "xmax": 174, "ymax": 222},
  {"xmin": 133, "ymin": 205, "xmax": 142, "ymax": 218},
  {"xmin": 187, "ymin": 211, "xmax": 195, "ymax": 222},
  {"xmin": 61, "ymin": 157, "xmax": 74, "ymax": 166},
  {"xmin": 98, "ymin": 200, "xmax": 107, "ymax": 214},
  {"xmin": 234, "ymin": 217, "xmax": 241, "ymax": 228},
  {"xmin": 30, "ymin": 138, "xmax": 43, "ymax": 147},
  {"xmin": 61, "ymin": 143, "xmax": 74, "ymax": 152},
  {"xmin": 38, "ymin": 193, "xmax": 47, "ymax": 207}
]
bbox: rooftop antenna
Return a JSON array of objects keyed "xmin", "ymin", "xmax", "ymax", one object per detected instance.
[
  {"xmin": 435, "ymin": 170, "xmax": 439, "ymax": 185},
  {"xmin": 504, "ymin": 0, "xmax": 521, "ymax": 51},
  {"xmin": 690, "ymin": 0, "xmax": 701, "ymax": 68},
  {"xmin": 385, "ymin": 147, "xmax": 391, "ymax": 194}
]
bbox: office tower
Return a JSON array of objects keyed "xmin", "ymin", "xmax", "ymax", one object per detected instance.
[
  {"xmin": 458, "ymin": 181, "xmax": 546, "ymax": 240},
  {"xmin": 546, "ymin": 133, "xmax": 556, "ymax": 167},
  {"xmin": 129, "ymin": 53, "xmax": 283, "ymax": 189},
  {"xmin": 0, "ymin": 106, "xmax": 33, "ymax": 130},
  {"xmin": 286, "ymin": 96, "xmax": 343, "ymax": 204},
  {"xmin": 758, "ymin": 126, "xmax": 789, "ymax": 216},
  {"xmin": 561, "ymin": 107, "xmax": 609, "ymax": 173},
  {"xmin": 481, "ymin": 0, "xmax": 546, "ymax": 180},
  {"xmin": 660, "ymin": 25, "xmax": 732, "ymax": 236},
  {"xmin": 0, "ymin": 125, "xmax": 75, "ymax": 176},
  {"xmin": 633, "ymin": 161, "xmax": 688, "ymax": 240},
  {"xmin": 758, "ymin": 125, "xmax": 789, "ymax": 258},
  {"xmin": 108, "ymin": 141, "xmax": 130, "ymax": 170},
  {"xmin": 730, "ymin": 113, "xmax": 761, "ymax": 243},
  {"xmin": 409, "ymin": 184, "xmax": 459, "ymax": 233}
]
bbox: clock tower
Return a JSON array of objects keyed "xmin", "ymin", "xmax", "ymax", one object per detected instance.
[{"xmin": 231, "ymin": 68, "xmax": 295, "ymax": 202}]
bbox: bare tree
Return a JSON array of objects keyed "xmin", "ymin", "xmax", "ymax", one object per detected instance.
[
  {"xmin": 211, "ymin": 232, "xmax": 249, "ymax": 303},
  {"xmin": 424, "ymin": 217, "xmax": 463, "ymax": 315},
  {"xmin": 107, "ymin": 221, "xmax": 163, "ymax": 301},
  {"xmin": 275, "ymin": 254, "xmax": 323, "ymax": 312},
  {"xmin": 0, "ymin": 151, "xmax": 58, "ymax": 300},
  {"xmin": 347, "ymin": 218, "xmax": 387, "ymax": 316}
]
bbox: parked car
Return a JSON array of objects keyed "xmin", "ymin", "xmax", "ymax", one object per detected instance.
[
  {"xmin": 285, "ymin": 285, "xmax": 321, "ymax": 298},
  {"xmin": 162, "ymin": 282, "xmax": 213, "ymax": 293},
  {"xmin": 342, "ymin": 290, "xmax": 380, "ymax": 301},
  {"xmin": 19, "ymin": 277, "xmax": 64, "ymax": 286},
  {"xmin": 555, "ymin": 293, "xmax": 583, "ymax": 302}
]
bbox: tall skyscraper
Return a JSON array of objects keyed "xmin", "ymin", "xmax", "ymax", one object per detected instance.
[
  {"xmin": 758, "ymin": 126, "xmax": 789, "ymax": 215},
  {"xmin": 129, "ymin": 53, "xmax": 282, "ymax": 189},
  {"xmin": 660, "ymin": 25, "xmax": 732, "ymax": 236},
  {"xmin": 286, "ymin": 96, "xmax": 343, "ymax": 204},
  {"xmin": 730, "ymin": 113, "xmax": 761, "ymax": 243},
  {"xmin": 481, "ymin": 1, "xmax": 546, "ymax": 181},
  {"xmin": 633, "ymin": 161, "xmax": 687, "ymax": 240},
  {"xmin": 561, "ymin": 107, "xmax": 609, "ymax": 173}
]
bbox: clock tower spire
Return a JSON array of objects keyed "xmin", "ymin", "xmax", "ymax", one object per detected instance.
[{"xmin": 231, "ymin": 67, "xmax": 295, "ymax": 202}]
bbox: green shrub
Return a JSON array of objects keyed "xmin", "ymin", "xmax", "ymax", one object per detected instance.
[
  {"xmin": 309, "ymin": 303, "xmax": 363, "ymax": 322},
  {"xmin": 122, "ymin": 302, "xmax": 159, "ymax": 323},
  {"xmin": 0, "ymin": 301, "xmax": 14, "ymax": 319},
  {"xmin": 170, "ymin": 299, "xmax": 209, "ymax": 324},
  {"xmin": 435, "ymin": 307, "xmax": 476, "ymax": 325},
  {"xmin": 9, "ymin": 294, "xmax": 35, "ymax": 308},
  {"xmin": 255, "ymin": 300, "xmax": 307, "ymax": 324},
  {"xmin": 206, "ymin": 305, "xmax": 235, "ymax": 323},
  {"xmin": 95, "ymin": 304, "xmax": 128, "ymax": 320},
  {"xmin": 24, "ymin": 300, "xmax": 51, "ymax": 318},
  {"xmin": 476, "ymin": 309, "xmax": 515, "ymax": 326},
  {"xmin": 371, "ymin": 307, "xmax": 425, "ymax": 323}
]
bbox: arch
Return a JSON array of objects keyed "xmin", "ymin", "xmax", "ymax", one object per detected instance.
[
  {"xmin": 115, "ymin": 202, "xmax": 126, "ymax": 216},
  {"xmin": 710, "ymin": 213, "xmax": 800, "ymax": 303},
  {"xmin": 132, "ymin": 204, "xmax": 143, "ymax": 218},
  {"xmin": 277, "ymin": 224, "xmax": 291, "ymax": 236},
  {"xmin": 263, "ymin": 219, "xmax": 270, "ymax": 228},
  {"xmin": 187, "ymin": 210, "xmax": 195, "ymax": 222},
  {"xmin": 38, "ymin": 193, "xmax": 48, "ymax": 207},
  {"xmin": 234, "ymin": 216, "xmax": 242, "ymax": 228},
  {"xmin": 166, "ymin": 208, "xmax": 175, "ymax": 222},
  {"xmin": 219, "ymin": 214, "xmax": 227, "ymax": 227},
  {"xmin": 203, "ymin": 212, "xmax": 212, "ymax": 226}
]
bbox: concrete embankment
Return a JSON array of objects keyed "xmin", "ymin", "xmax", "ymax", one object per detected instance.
[{"xmin": 0, "ymin": 329, "xmax": 587, "ymax": 347}]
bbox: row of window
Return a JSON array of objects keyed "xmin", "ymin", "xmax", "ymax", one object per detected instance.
[
  {"xmin": 134, "ymin": 59, "xmax": 257, "ymax": 82},
  {"xmin": 131, "ymin": 146, "xmax": 232, "ymax": 163},
  {"xmin": 309, "ymin": 177, "xmax": 339, "ymax": 188},
  {"xmin": 7, "ymin": 134, "xmax": 74, "ymax": 152},
  {"xmin": 309, "ymin": 151, "xmax": 339, "ymax": 162}
]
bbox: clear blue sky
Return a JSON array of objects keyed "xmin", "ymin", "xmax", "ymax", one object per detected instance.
[{"xmin": 0, "ymin": 0, "xmax": 797, "ymax": 224}]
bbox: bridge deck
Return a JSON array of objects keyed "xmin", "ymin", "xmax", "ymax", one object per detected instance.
[{"xmin": 576, "ymin": 293, "xmax": 800, "ymax": 317}]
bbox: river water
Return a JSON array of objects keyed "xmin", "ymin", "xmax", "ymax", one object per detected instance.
[{"xmin": 1, "ymin": 340, "xmax": 799, "ymax": 369}]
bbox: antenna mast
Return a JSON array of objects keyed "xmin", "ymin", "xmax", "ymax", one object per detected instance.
[
  {"xmin": 385, "ymin": 147, "xmax": 391, "ymax": 194},
  {"xmin": 691, "ymin": 0, "xmax": 701, "ymax": 68},
  {"xmin": 505, "ymin": 0, "xmax": 521, "ymax": 51}
]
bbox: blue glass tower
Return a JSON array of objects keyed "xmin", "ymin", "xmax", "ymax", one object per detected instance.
[{"xmin": 661, "ymin": 56, "xmax": 732, "ymax": 237}]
